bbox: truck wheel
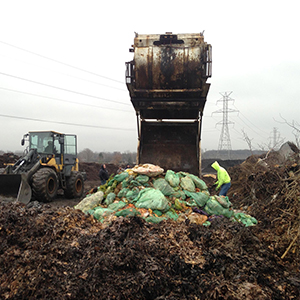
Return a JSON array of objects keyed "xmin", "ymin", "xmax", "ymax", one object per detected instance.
[
  {"xmin": 64, "ymin": 171, "xmax": 84, "ymax": 199},
  {"xmin": 32, "ymin": 168, "xmax": 59, "ymax": 202}
]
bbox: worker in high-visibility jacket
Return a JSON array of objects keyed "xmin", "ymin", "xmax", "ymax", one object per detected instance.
[{"xmin": 211, "ymin": 161, "xmax": 231, "ymax": 196}]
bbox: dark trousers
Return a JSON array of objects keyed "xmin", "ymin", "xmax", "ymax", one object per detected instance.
[{"xmin": 219, "ymin": 182, "xmax": 231, "ymax": 196}]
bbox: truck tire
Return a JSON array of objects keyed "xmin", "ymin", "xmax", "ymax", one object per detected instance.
[
  {"xmin": 32, "ymin": 168, "xmax": 59, "ymax": 202},
  {"xmin": 64, "ymin": 171, "xmax": 84, "ymax": 199}
]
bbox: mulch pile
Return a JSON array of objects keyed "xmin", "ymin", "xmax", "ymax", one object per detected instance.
[
  {"xmin": 1, "ymin": 202, "xmax": 299, "ymax": 299},
  {"xmin": 79, "ymin": 162, "xmax": 119, "ymax": 181},
  {"xmin": 227, "ymin": 145, "xmax": 300, "ymax": 272},
  {"xmin": 0, "ymin": 145, "xmax": 300, "ymax": 299},
  {"xmin": 0, "ymin": 153, "xmax": 20, "ymax": 170}
]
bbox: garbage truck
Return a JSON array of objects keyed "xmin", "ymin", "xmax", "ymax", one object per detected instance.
[
  {"xmin": 0, "ymin": 131, "xmax": 85, "ymax": 204},
  {"xmin": 125, "ymin": 32, "xmax": 212, "ymax": 175}
]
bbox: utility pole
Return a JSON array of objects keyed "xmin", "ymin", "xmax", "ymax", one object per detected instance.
[{"xmin": 212, "ymin": 92, "xmax": 239, "ymax": 159}]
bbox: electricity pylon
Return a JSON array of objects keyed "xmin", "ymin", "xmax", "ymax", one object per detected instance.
[{"xmin": 212, "ymin": 92, "xmax": 239, "ymax": 159}]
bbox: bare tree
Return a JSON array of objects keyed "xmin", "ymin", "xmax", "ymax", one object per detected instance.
[
  {"xmin": 98, "ymin": 152, "xmax": 104, "ymax": 164},
  {"xmin": 276, "ymin": 115, "xmax": 300, "ymax": 148},
  {"xmin": 78, "ymin": 148, "xmax": 94, "ymax": 162},
  {"xmin": 241, "ymin": 129, "xmax": 253, "ymax": 154},
  {"xmin": 112, "ymin": 152, "xmax": 122, "ymax": 165},
  {"xmin": 257, "ymin": 143, "xmax": 269, "ymax": 152}
]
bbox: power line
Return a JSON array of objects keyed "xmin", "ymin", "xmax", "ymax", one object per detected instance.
[
  {"xmin": 232, "ymin": 103, "xmax": 270, "ymax": 135},
  {"xmin": 0, "ymin": 87, "xmax": 133, "ymax": 113},
  {"xmin": 231, "ymin": 116, "xmax": 269, "ymax": 140},
  {"xmin": 0, "ymin": 113, "xmax": 135, "ymax": 131},
  {"xmin": 0, "ymin": 40, "xmax": 124, "ymax": 84},
  {"xmin": 0, "ymin": 72, "xmax": 130, "ymax": 106},
  {"xmin": 0, "ymin": 52, "xmax": 127, "ymax": 92}
]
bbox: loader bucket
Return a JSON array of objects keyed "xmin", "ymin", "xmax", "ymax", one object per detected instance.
[{"xmin": 0, "ymin": 173, "xmax": 32, "ymax": 204}]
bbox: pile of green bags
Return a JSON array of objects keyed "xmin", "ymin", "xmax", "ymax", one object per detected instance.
[{"xmin": 75, "ymin": 166, "xmax": 257, "ymax": 227}]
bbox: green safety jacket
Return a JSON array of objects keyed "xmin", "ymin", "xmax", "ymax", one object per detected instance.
[{"xmin": 211, "ymin": 161, "xmax": 231, "ymax": 190}]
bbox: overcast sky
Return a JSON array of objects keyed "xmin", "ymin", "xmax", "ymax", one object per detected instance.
[{"xmin": 0, "ymin": 0, "xmax": 299, "ymax": 153}]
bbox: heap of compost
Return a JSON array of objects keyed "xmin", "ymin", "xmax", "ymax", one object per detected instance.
[
  {"xmin": 0, "ymin": 144, "xmax": 300, "ymax": 299},
  {"xmin": 0, "ymin": 203, "xmax": 299, "ymax": 299}
]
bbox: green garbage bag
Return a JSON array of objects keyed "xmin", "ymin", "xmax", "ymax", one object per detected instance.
[
  {"xmin": 185, "ymin": 191, "xmax": 209, "ymax": 207},
  {"xmin": 145, "ymin": 216, "xmax": 167, "ymax": 223},
  {"xmin": 104, "ymin": 192, "xmax": 116, "ymax": 205},
  {"xmin": 135, "ymin": 175, "xmax": 149, "ymax": 184},
  {"xmin": 107, "ymin": 201, "xmax": 127, "ymax": 211},
  {"xmin": 93, "ymin": 207, "xmax": 114, "ymax": 221},
  {"xmin": 204, "ymin": 197, "xmax": 233, "ymax": 218},
  {"xmin": 153, "ymin": 178, "xmax": 175, "ymax": 196},
  {"xmin": 166, "ymin": 210, "xmax": 178, "ymax": 221},
  {"xmin": 234, "ymin": 213, "xmax": 258, "ymax": 227},
  {"xmin": 180, "ymin": 176, "xmax": 196, "ymax": 192},
  {"xmin": 172, "ymin": 190, "xmax": 186, "ymax": 200},
  {"xmin": 213, "ymin": 195, "xmax": 232, "ymax": 208},
  {"xmin": 86, "ymin": 209, "xmax": 95, "ymax": 215},
  {"xmin": 115, "ymin": 208, "xmax": 141, "ymax": 217},
  {"xmin": 152, "ymin": 209, "xmax": 163, "ymax": 216},
  {"xmin": 178, "ymin": 171, "xmax": 188, "ymax": 178},
  {"xmin": 126, "ymin": 187, "xmax": 140, "ymax": 201},
  {"xmin": 118, "ymin": 188, "xmax": 129, "ymax": 198},
  {"xmin": 186, "ymin": 174, "xmax": 208, "ymax": 190},
  {"xmin": 121, "ymin": 175, "xmax": 134, "ymax": 188},
  {"xmin": 135, "ymin": 188, "xmax": 170, "ymax": 211},
  {"xmin": 165, "ymin": 170, "xmax": 180, "ymax": 187},
  {"xmin": 114, "ymin": 171, "xmax": 129, "ymax": 182},
  {"xmin": 74, "ymin": 191, "xmax": 104, "ymax": 213},
  {"xmin": 128, "ymin": 180, "xmax": 142, "ymax": 187}
]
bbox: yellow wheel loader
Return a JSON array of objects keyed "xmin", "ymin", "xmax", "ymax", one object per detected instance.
[{"xmin": 0, "ymin": 131, "xmax": 86, "ymax": 204}]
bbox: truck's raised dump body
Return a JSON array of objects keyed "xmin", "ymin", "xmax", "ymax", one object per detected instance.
[
  {"xmin": 126, "ymin": 33, "xmax": 212, "ymax": 174},
  {"xmin": 139, "ymin": 121, "xmax": 200, "ymax": 175}
]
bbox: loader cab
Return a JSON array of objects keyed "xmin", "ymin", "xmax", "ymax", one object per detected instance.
[
  {"xmin": 28, "ymin": 131, "xmax": 60, "ymax": 155},
  {"xmin": 26, "ymin": 131, "xmax": 78, "ymax": 166},
  {"xmin": 63, "ymin": 134, "xmax": 77, "ymax": 166}
]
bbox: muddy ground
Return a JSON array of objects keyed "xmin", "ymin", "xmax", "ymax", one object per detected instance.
[{"xmin": 0, "ymin": 152, "xmax": 300, "ymax": 299}]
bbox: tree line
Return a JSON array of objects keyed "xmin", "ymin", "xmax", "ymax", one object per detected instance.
[{"xmin": 78, "ymin": 148, "xmax": 137, "ymax": 165}]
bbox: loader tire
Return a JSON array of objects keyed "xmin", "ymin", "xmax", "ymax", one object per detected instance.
[
  {"xmin": 64, "ymin": 171, "xmax": 84, "ymax": 199},
  {"xmin": 32, "ymin": 168, "xmax": 59, "ymax": 202}
]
